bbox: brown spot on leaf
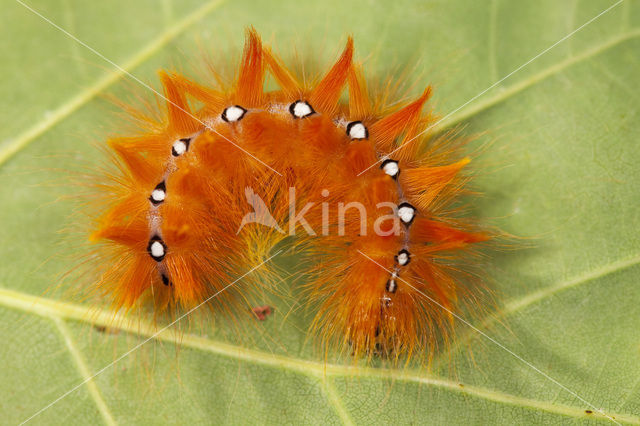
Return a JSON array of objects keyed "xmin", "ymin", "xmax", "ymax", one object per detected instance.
[{"xmin": 252, "ymin": 305, "xmax": 273, "ymax": 321}]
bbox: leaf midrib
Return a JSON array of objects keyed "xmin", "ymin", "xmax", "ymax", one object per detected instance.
[{"xmin": 2, "ymin": 287, "xmax": 638, "ymax": 424}]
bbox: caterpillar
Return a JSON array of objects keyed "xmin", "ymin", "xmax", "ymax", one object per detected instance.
[{"xmin": 85, "ymin": 28, "xmax": 490, "ymax": 361}]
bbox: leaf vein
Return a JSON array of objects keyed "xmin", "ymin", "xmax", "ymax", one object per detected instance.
[
  {"xmin": 434, "ymin": 29, "xmax": 640, "ymax": 133},
  {"xmin": 52, "ymin": 316, "xmax": 116, "ymax": 426},
  {"xmin": 318, "ymin": 377, "xmax": 354, "ymax": 426},
  {"xmin": 0, "ymin": 0, "xmax": 226, "ymax": 168},
  {"xmin": 503, "ymin": 253, "xmax": 640, "ymax": 316}
]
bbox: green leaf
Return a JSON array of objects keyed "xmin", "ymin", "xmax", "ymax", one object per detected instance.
[{"xmin": 1, "ymin": 0, "xmax": 639, "ymax": 424}]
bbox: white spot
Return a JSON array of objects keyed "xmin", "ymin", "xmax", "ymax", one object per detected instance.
[
  {"xmin": 151, "ymin": 189, "xmax": 165, "ymax": 202},
  {"xmin": 150, "ymin": 241, "xmax": 165, "ymax": 258},
  {"xmin": 397, "ymin": 203, "xmax": 416, "ymax": 224},
  {"xmin": 222, "ymin": 105, "xmax": 246, "ymax": 122},
  {"xmin": 172, "ymin": 140, "xmax": 187, "ymax": 156},
  {"xmin": 396, "ymin": 251, "xmax": 410, "ymax": 266},
  {"xmin": 382, "ymin": 160, "xmax": 399, "ymax": 177},
  {"xmin": 347, "ymin": 122, "xmax": 368, "ymax": 139},
  {"xmin": 290, "ymin": 101, "xmax": 314, "ymax": 118}
]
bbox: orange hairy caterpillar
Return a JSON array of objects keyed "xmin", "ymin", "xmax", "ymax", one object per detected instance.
[{"xmin": 85, "ymin": 28, "xmax": 491, "ymax": 361}]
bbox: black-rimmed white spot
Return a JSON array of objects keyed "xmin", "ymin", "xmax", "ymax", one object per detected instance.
[
  {"xmin": 380, "ymin": 159, "xmax": 399, "ymax": 178},
  {"xmin": 289, "ymin": 100, "xmax": 315, "ymax": 119},
  {"xmin": 346, "ymin": 121, "xmax": 368, "ymax": 140},
  {"xmin": 222, "ymin": 105, "xmax": 247, "ymax": 122},
  {"xmin": 171, "ymin": 138, "xmax": 191, "ymax": 157},
  {"xmin": 397, "ymin": 202, "xmax": 416, "ymax": 225},
  {"xmin": 147, "ymin": 236, "xmax": 167, "ymax": 262},
  {"xmin": 149, "ymin": 181, "xmax": 166, "ymax": 205},
  {"xmin": 386, "ymin": 279, "xmax": 397, "ymax": 294},
  {"xmin": 395, "ymin": 249, "xmax": 411, "ymax": 266}
]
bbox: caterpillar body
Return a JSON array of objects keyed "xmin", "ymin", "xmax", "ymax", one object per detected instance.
[{"xmin": 87, "ymin": 29, "xmax": 490, "ymax": 361}]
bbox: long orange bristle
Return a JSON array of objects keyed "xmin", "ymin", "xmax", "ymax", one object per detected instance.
[{"xmin": 310, "ymin": 37, "xmax": 354, "ymax": 114}]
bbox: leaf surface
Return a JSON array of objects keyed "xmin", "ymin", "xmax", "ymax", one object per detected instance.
[{"xmin": 0, "ymin": 0, "xmax": 639, "ymax": 424}]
